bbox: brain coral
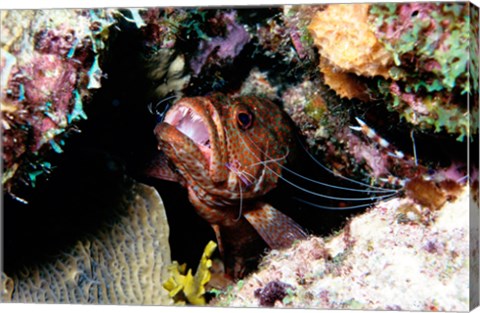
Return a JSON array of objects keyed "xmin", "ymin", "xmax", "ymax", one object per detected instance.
[
  {"xmin": 308, "ymin": 4, "xmax": 393, "ymax": 78},
  {"xmin": 3, "ymin": 183, "xmax": 173, "ymax": 305}
]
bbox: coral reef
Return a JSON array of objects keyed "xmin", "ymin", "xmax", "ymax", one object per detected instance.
[
  {"xmin": 282, "ymin": 78, "xmax": 406, "ymax": 186},
  {"xmin": 2, "ymin": 182, "xmax": 172, "ymax": 305},
  {"xmin": 282, "ymin": 5, "xmax": 319, "ymax": 61},
  {"xmin": 284, "ymin": 3, "xmax": 478, "ymax": 195},
  {"xmin": 140, "ymin": 8, "xmax": 194, "ymax": 99},
  {"xmin": 1, "ymin": 4, "xmax": 476, "ymax": 309},
  {"xmin": 255, "ymin": 5, "xmax": 318, "ymax": 63},
  {"xmin": 238, "ymin": 67, "xmax": 279, "ymax": 100},
  {"xmin": 1, "ymin": 9, "xmax": 116, "ymax": 197},
  {"xmin": 139, "ymin": 6, "xmax": 319, "ymax": 99},
  {"xmin": 189, "ymin": 11, "xmax": 250, "ymax": 76},
  {"xmin": 140, "ymin": 8, "xmax": 254, "ymax": 97},
  {"xmin": 371, "ymin": 4, "xmax": 470, "ymax": 91},
  {"xmin": 214, "ymin": 186, "xmax": 470, "ymax": 311},
  {"xmin": 308, "ymin": 3, "xmax": 479, "ymax": 141},
  {"xmin": 370, "ymin": 3, "xmax": 478, "ymax": 141}
]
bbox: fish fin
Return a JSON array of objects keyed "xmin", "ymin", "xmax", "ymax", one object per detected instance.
[
  {"xmin": 145, "ymin": 152, "xmax": 179, "ymax": 182},
  {"xmin": 211, "ymin": 224, "xmax": 224, "ymax": 257},
  {"xmin": 244, "ymin": 203, "xmax": 307, "ymax": 249}
]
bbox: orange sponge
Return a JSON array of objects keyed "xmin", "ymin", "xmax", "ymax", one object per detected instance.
[{"xmin": 308, "ymin": 4, "xmax": 393, "ymax": 78}]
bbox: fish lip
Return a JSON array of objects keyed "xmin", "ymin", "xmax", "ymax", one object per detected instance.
[{"xmin": 162, "ymin": 103, "xmax": 212, "ymax": 161}]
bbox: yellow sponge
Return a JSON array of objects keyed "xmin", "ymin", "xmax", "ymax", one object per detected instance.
[{"xmin": 163, "ymin": 240, "xmax": 217, "ymax": 305}]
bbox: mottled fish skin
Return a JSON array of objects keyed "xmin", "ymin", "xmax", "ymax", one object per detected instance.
[{"xmin": 153, "ymin": 93, "xmax": 306, "ymax": 278}]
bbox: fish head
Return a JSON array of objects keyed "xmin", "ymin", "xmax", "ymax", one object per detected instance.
[{"xmin": 154, "ymin": 93, "xmax": 296, "ymax": 201}]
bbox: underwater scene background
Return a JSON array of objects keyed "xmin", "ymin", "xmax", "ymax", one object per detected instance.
[{"xmin": 1, "ymin": 2, "xmax": 479, "ymax": 310}]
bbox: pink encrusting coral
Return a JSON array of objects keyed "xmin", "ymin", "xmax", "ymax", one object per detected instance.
[
  {"xmin": 1, "ymin": 9, "xmax": 115, "ymax": 194},
  {"xmin": 19, "ymin": 54, "xmax": 78, "ymax": 151}
]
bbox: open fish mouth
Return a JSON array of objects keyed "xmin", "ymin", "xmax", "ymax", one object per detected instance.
[{"xmin": 163, "ymin": 105, "xmax": 212, "ymax": 161}]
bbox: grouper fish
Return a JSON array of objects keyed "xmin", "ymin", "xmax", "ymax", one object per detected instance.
[{"xmin": 152, "ymin": 93, "xmax": 307, "ymax": 278}]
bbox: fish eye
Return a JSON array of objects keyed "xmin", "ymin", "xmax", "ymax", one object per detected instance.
[{"xmin": 236, "ymin": 110, "xmax": 254, "ymax": 130}]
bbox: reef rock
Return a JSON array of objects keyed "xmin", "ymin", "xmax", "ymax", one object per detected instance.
[{"xmin": 215, "ymin": 186, "xmax": 471, "ymax": 311}]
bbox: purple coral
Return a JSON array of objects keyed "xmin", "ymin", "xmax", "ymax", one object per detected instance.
[{"xmin": 190, "ymin": 11, "xmax": 250, "ymax": 75}]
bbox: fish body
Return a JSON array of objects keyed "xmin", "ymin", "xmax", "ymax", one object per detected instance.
[{"xmin": 153, "ymin": 93, "xmax": 306, "ymax": 278}]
